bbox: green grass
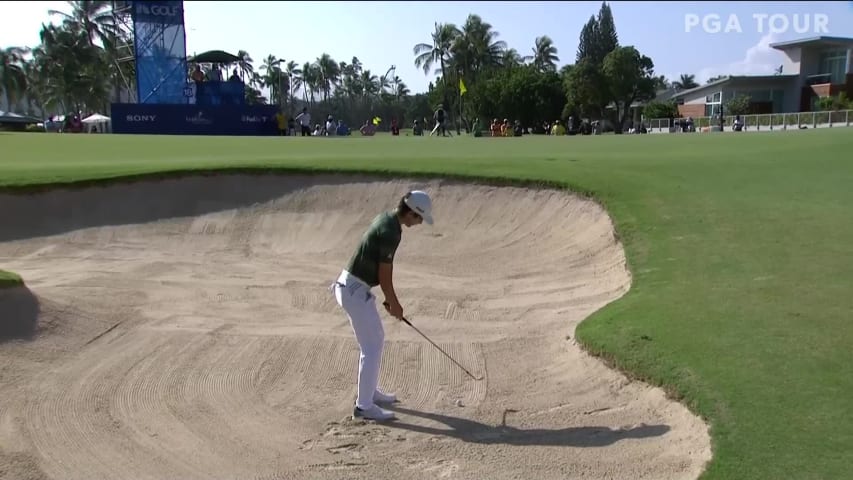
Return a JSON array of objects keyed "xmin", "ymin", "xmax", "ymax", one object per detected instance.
[
  {"xmin": 3, "ymin": 130, "xmax": 853, "ymax": 479},
  {"xmin": 0, "ymin": 269, "xmax": 24, "ymax": 288}
]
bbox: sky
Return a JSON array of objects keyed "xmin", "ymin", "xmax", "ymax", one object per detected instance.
[{"xmin": 3, "ymin": 1, "xmax": 853, "ymax": 94}]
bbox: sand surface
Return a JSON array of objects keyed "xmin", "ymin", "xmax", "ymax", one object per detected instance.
[{"xmin": 0, "ymin": 174, "xmax": 710, "ymax": 480}]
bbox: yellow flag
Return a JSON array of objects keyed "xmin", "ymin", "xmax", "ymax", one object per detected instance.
[{"xmin": 459, "ymin": 78, "xmax": 467, "ymax": 96}]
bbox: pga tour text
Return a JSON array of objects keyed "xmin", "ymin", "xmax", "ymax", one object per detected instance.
[{"xmin": 685, "ymin": 13, "xmax": 829, "ymax": 34}]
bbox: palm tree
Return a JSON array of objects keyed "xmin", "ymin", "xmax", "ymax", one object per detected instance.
[
  {"xmin": 360, "ymin": 70, "xmax": 379, "ymax": 98},
  {"xmin": 501, "ymin": 48, "xmax": 524, "ymax": 69},
  {"xmin": 672, "ymin": 74, "xmax": 699, "ymax": 91},
  {"xmin": 301, "ymin": 62, "xmax": 321, "ymax": 106},
  {"xmin": 48, "ymin": 0, "xmax": 117, "ymax": 48},
  {"xmin": 453, "ymin": 14, "xmax": 506, "ymax": 81},
  {"xmin": 21, "ymin": 58, "xmax": 46, "ymax": 115},
  {"xmin": 653, "ymin": 75, "xmax": 670, "ymax": 91},
  {"xmin": 414, "ymin": 22, "xmax": 460, "ymax": 122},
  {"xmin": 284, "ymin": 61, "xmax": 302, "ymax": 112},
  {"xmin": 0, "ymin": 47, "xmax": 28, "ymax": 111},
  {"xmin": 523, "ymin": 35, "xmax": 559, "ymax": 72},
  {"xmin": 395, "ymin": 81, "xmax": 410, "ymax": 99},
  {"xmin": 259, "ymin": 55, "xmax": 283, "ymax": 105},
  {"xmin": 236, "ymin": 50, "xmax": 255, "ymax": 85},
  {"xmin": 314, "ymin": 53, "xmax": 340, "ymax": 102},
  {"xmin": 414, "ymin": 22, "xmax": 460, "ymax": 84},
  {"xmin": 35, "ymin": 22, "xmax": 111, "ymax": 113}
]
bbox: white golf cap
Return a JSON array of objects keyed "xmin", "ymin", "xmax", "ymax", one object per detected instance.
[{"xmin": 404, "ymin": 190, "xmax": 433, "ymax": 225}]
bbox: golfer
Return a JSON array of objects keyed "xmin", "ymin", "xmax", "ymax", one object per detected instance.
[{"xmin": 331, "ymin": 191, "xmax": 434, "ymax": 421}]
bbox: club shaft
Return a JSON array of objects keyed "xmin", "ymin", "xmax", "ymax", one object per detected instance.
[
  {"xmin": 383, "ymin": 302, "xmax": 480, "ymax": 380},
  {"xmin": 401, "ymin": 316, "xmax": 480, "ymax": 380}
]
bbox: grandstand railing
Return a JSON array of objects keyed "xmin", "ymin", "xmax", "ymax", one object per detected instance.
[{"xmin": 646, "ymin": 110, "xmax": 853, "ymax": 133}]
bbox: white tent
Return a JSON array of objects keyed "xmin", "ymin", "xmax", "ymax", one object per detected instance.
[{"xmin": 82, "ymin": 113, "xmax": 111, "ymax": 133}]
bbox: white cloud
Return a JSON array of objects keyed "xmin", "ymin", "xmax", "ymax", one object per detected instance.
[{"xmin": 696, "ymin": 33, "xmax": 786, "ymax": 83}]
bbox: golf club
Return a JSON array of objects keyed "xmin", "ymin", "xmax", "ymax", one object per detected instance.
[{"xmin": 384, "ymin": 302, "xmax": 483, "ymax": 381}]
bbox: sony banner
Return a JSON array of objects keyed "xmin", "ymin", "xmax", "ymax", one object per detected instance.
[{"xmin": 110, "ymin": 103, "xmax": 280, "ymax": 136}]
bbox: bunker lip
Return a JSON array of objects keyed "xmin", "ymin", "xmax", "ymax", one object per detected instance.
[{"xmin": 0, "ymin": 173, "xmax": 712, "ymax": 479}]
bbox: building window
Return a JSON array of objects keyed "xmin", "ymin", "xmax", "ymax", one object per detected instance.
[
  {"xmin": 704, "ymin": 103, "xmax": 722, "ymax": 117},
  {"xmin": 704, "ymin": 90, "xmax": 722, "ymax": 116},
  {"xmin": 819, "ymin": 49, "xmax": 846, "ymax": 84}
]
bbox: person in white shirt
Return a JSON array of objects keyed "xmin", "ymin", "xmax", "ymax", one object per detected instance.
[
  {"xmin": 295, "ymin": 107, "xmax": 312, "ymax": 136},
  {"xmin": 325, "ymin": 115, "xmax": 336, "ymax": 136}
]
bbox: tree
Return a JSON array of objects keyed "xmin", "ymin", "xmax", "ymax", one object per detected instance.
[
  {"xmin": 48, "ymin": 0, "xmax": 117, "ymax": 48},
  {"xmin": 470, "ymin": 64, "xmax": 564, "ymax": 127},
  {"xmin": 816, "ymin": 93, "xmax": 852, "ymax": 111},
  {"xmin": 568, "ymin": 1, "xmax": 622, "ymax": 120},
  {"xmin": 643, "ymin": 100, "xmax": 678, "ymax": 120},
  {"xmin": 576, "ymin": 2, "xmax": 618, "ymax": 66},
  {"xmin": 314, "ymin": 53, "xmax": 340, "ymax": 103},
  {"xmin": 576, "ymin": 16, "xmax": 598, "ymax": 64},
  {"xmin": 724, "ymin": 94, "xmax": 752, "ymax": 116},
  {"xmin": 32, "ymin": 22, "xmax": 111, "ymax": 114},
  {"xmin": 414, "ymin": 22, "xmax": 460, "ymax": 113},
  {"xmin": 260, "ymin": 55, "xmax": 283, "ymax": 106},
  {"xmin": 596, "ymin": 2, "xmax": 619, "ymax": 60},
  {"xmin": 0, "ymin": 46, "xmax": 28, "ymax": 110},
  {"xmin": 284, "ymin": 61, "xmax": 302, "ymax": 113},
  {"xmin": 524, "ymin": 35, "xmax": 559, "ymax": 72},
  {"xmin": 672, "ymin": 74, "xmax": 699, "ymax": 90},
  {"xmin": 601, "ymin": 46, "xmax": 657, "ymax": 132},
  {"xmin": 452, "ymin": 14, "xmax": 506, "ymax": 82},
  {"xmin": 235, "ymin": 50, "xmax": 254, "ymax": 84},
  {"xmin": 563, "ymin": 58, "xmax": 607, "ymax": 118},
  {"xmin": 707, "ymin": 74, "xmax": 728, "ymax": 83}
]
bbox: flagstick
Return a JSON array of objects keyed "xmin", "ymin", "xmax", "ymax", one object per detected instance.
[{"xmin": 458, "ymin": 77, "xmax": 464, "ymax": 135}]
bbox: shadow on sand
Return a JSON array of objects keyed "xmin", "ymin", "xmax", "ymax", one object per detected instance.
[
  {"xmin": 0, "ymin": 286, "xmax": 40, "ymax": 342},
  {"xmin": 384, "ymin": 405, "xmax": 670, "ymax": 447}
]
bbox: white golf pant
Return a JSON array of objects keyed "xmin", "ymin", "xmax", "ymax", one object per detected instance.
[{"xmin": 332, "ymin": 270, "xmax": 384, "ymax": 410}]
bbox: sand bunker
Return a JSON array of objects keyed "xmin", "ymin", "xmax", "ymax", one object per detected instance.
[{"xmin": 0, "ymin": 174, "xmax": 710, "ymax": 479}]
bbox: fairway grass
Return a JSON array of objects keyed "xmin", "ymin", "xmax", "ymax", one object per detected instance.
[{"xmin": 3, "ymin": 129, "xmax": 853, "ymax": 480}]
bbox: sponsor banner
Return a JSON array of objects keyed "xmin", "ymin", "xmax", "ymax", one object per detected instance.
[
  {"xmin": 111, "ymin": 103, "xmax": 279, "ymax": 136},
  {"xmin": 132, "ymin": 0, "xmax": 184, "ymax": 25}
]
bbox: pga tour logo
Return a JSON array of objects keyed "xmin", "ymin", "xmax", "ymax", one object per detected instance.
[
  {"xmin": 685, "ymin": 13, "xmax": 829, "ymax": 34},
  {"xmin": 136, "ymin": 3, "xmax": 181, "ymax": 18}
]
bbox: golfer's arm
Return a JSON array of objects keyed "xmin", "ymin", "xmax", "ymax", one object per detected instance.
[{"xmin": 378, "ymin": 262, "xmax": 399, "ymax": 306}]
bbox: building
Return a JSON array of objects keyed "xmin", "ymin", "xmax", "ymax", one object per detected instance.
[{"xmin": 671, "ymin": 36, "xmax": 853, "ymax": 118}]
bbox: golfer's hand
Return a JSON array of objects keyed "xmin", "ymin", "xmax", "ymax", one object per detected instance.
[{"xmin": 384, "ymin": 301, "xmax": 404, "ymax": 320}]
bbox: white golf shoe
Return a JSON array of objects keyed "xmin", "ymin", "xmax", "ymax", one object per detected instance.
[
  {"xmin": 353, "ymin": 404, "xmax": 396, "ymax": 421},
  {"xmin": 373, "ymin": 389, "xmax": 398, "ymax": 405}
]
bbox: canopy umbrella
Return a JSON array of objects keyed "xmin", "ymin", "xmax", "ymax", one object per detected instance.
[
  {"xmin": 82, "ymin": 113, "xmax": 111, "ymax": 123},
  {"xmin": 188, "ymin": 50, "xmax": 240, "ymax": 64},
  {"xmin": 0, "ymin": 111, "xmax": 41, "ymax": 124},
  {"xmin": 81, "ymin": 113, "xmax": 111, "ymax": 133}
]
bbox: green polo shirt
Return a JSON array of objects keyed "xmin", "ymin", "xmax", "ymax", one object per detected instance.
[{"xmin": 346, "ymin": 211, "xmax": 402, "ymax": 287}]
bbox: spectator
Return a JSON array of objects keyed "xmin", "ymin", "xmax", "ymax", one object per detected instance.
[
  {"xmin": 295, "ymin": 107, "xmax": 312, "ymax": 136},
  {"xmin": 551, "ymin": 120, "xmax": 566, "ymax": 136},
  {"xmin": 430, "ymin": 105, "xmax": 446, "ymax": 136},
  {"xmin": 275, "ymin": 110, "xmax": 287, "ymax": 136},
  {"xmin": 360, "ymin": 120, "xmax": 376, "ymax": 136},
  {"xmin": 325, "ymin": 115, "xmax": 336, "ymax": 136}
]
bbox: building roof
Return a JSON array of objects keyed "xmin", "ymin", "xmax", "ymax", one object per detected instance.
[
  {"xmin": 769, "ymin": 36, "xmax": 853, "ymax": 51},
  {"xmin": 669, "ymin": 75, "xmax": 798, "ymax": 99}
]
